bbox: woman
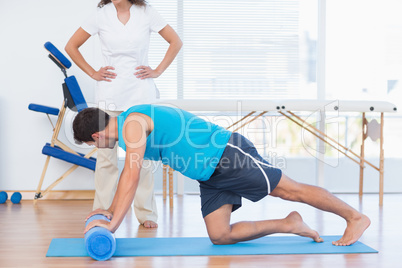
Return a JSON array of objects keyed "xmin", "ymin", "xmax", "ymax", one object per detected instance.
[{"xmin": 65, "ymin": 0, "xmax": 182, "ymax": 228}]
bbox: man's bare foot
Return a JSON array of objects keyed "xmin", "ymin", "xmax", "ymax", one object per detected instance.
[
  {"xmin": 143, "ymin": 220, "xmax": 158, "ymax": 228},
  {"xmin": 333, "ymin": 213, "xmax": 370, "ymax": 246},
  {"xmin": 286, "ymin": 211, "xmax": 323, "ymax": 243}
]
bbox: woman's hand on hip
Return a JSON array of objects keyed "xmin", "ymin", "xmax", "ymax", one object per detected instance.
[
  {"xmin": 135, "ymin": 66, "xmax": 161, "ymax": 79},
  {"xmin": 91, "ymin": 66, "xmax": 117, "ymax": 82}
]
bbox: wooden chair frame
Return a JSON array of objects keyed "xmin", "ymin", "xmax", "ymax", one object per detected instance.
[
  {"xmin": 33, "ymin": 103, "xmax": 97, "ymax": 204},
  {"xmin": 32, "ymin": 42, "xmax": 97, "ymax": 203}
]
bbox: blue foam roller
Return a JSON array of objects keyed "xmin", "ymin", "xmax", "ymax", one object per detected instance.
[
  {"xmin": 0, "ymin": 191, "xmax": 8, "ymax": 204},
  {"xmin": 85, "ymin": 214, "xmax": 116, "ymax": 261},
  {"xmin": 11, "ymin": 192, "xmax": 22, "ymax": 204}
]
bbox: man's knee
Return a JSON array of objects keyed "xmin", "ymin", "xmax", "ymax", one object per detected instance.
[{"xmin": 209, "ymin": 231, "xmax": 234, "ymax": 245}]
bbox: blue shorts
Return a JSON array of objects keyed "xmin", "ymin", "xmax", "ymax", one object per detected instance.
[{"xmin": 199, "ymin": 132, "xmax": 282, "ymax": 218}]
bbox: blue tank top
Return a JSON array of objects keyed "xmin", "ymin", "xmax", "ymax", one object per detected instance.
[{"xmin": 117, "ymin": 105, "xmax": 232, "ymax": 181}]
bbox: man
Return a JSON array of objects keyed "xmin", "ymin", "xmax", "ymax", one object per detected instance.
[{"xmin": 74, "ymin": 104, "xmax": 370, "ymax": 246}]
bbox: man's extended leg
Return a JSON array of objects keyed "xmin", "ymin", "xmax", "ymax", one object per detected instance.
[
  {"xmin": 203, "ymin": 204, "xmax": 323, "ymax": 245},
  {"xmin": 270, "ymin": 174, "xmax": 371, "ymax": 246}
]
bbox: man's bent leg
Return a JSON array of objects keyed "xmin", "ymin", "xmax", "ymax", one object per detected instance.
[
  {"xmin": 203, "ymin": 204, "xmax": 322, "ymax": 245},
  {"xmin": 270, "ymin": 174, "xmax": 371, "ymax": 246},
  {"xmin": 134, "ymin": 160, "xmax": 158, "ymax": 228}
]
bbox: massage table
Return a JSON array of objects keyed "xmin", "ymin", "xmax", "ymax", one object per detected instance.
[{"xmin": 155, "ymin": 99, "xmax": 397, "ymax": 207}]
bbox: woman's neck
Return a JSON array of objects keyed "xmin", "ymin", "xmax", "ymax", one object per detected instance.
[{"xmin": 113, "ymin": 0, "xmax": 132, "ymax": 12}]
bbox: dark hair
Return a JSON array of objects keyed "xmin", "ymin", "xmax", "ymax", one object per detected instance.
[
  {"xmin": 73, "ymin": 108, "xmax": 110, "ymax": 144},
  {"xmin": 98, "ymin": 0, "xmax": 147, "ymax": 8}
]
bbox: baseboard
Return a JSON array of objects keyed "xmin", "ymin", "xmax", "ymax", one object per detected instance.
[
  {"xmin": 2, "ymin": 191, "xmax": 185, "ymax": 201},
  {"xmin": 3, "ymin": 190, "xmax": 95, "ymax": 200},
  {"xmin": 3, "ymin": 190, "xmax": 399, "ymax": 201}
]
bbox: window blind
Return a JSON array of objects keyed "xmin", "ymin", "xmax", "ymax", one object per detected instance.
[{"xmin": 148, "ymin": 0, "xmax": 316, "ymax": 99}]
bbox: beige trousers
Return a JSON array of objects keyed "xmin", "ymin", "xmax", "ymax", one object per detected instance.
[{"xmin": 93, "ymin": 110, "xmax": 158, "ymax": 224}]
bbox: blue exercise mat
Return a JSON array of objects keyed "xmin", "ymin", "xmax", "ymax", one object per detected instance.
[{"xmin": 46, "ymin": 235, "xmax": 377, "ymax": 258}]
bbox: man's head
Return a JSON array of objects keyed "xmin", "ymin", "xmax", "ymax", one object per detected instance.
[{"xmin": 73, "ymin": 108, "xmax": 116, "ymax": 148}]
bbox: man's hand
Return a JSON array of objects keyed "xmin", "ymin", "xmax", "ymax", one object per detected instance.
[
  {"xmin": 84, "ymin": 219, "xmax": 114, "ymax": 234},
  {"xmin": 85, "ymin": 209, "xmax": 113, "ymax": 222}
]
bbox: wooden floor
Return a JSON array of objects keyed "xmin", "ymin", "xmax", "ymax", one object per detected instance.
[{"xmin": 0, "ymin": 193, "xmax": 400, "ymax": 268}]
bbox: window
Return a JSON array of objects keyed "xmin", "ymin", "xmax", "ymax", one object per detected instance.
[
  {"xmin": 326, "ymin": 0, "xmax": 402, "ymax": 157},
  {"xmin": 149, "ymin": 0, "xmax": 318, "ymax": 100}
]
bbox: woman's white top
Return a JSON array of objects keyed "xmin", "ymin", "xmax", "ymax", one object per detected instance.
[{"xmin": 81, "ymin": 3, "xmax": 167, "ymax": 111}]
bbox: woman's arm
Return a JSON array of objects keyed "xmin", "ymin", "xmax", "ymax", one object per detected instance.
[
  {"xmin": 135, "ymin": 24, "xmax": 183, "ymax": 79},
  {"xmin": 65, "ymin": 28, "xmax": 116, "ymax": 82}
]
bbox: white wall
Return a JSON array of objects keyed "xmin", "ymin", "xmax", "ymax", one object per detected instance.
[
  {"xmin": 0, "ymin": 1, "xmax": 401, "ymax": 194},
  {"xmin": 0, "ymin": 0, "xmax": 100, "ymax": 191}
]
